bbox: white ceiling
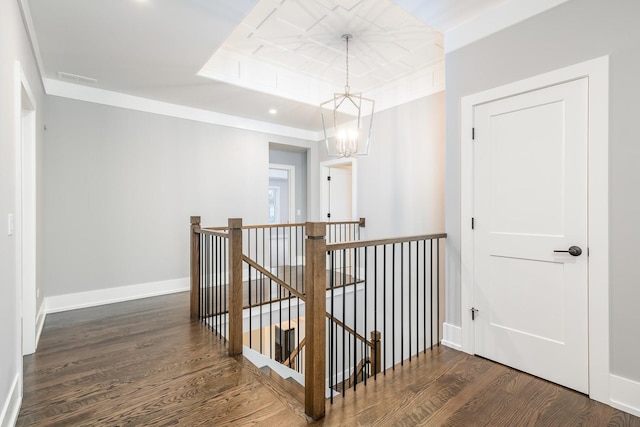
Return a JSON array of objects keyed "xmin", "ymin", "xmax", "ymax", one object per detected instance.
[
  {"xmin": 200, "ymin": 0, "xmax": 443, "ymax": 101},
  {"xmin": 22, "ymin": 0, "xmax": 553, "ymax": 134}
]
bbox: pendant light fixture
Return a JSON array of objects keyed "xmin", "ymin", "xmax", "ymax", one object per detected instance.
[{"xmin": 321, "ymin": 34, "xmax": 375, "ymax": 158}]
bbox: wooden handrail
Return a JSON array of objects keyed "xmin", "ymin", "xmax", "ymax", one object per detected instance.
[
  {"xmin": 197, "ymin": 229, "xmax": 229, "ymax": 238},
  {"xmin": 283, "ymin": 337, "xmax": 306, "ymax": 368},
  {"xmin": 241, "ymin": 255, "xmax": 305, "ymax": 301},
  {"xmin": 241, "ymin": 219, "xmax": 362, "ymax": 230},
  {"xmin": 201, "ymin": 226, "xmax": 228, "ymax": 232},
  {"xmin": 325, "ymin": 313, "xmax": 373, "ymax": 349},
  {"xmin": 327, "ymin": 232, "xmax": 447, "ymax": 251},
  {"xmin": 200, "ymin": 219, "xmax": 364, "ymax": 232}
]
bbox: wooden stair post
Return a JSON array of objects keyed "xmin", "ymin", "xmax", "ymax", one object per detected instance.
[
  {"xmin": 305, "ymin": 222, "xmax": 327, "ymax": 420},
  {"xmin": 370, "ymin": 331, "xmax": 382, "ymax": 375},
  {"xmin": 190, "ymin": 216, "xmax": 201, "ymax": 320},
  {"xmin": 228, "ymin": 218, "xmax": 243, "ymax": 357}
]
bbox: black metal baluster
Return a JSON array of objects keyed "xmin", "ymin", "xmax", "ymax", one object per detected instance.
[
  {"xmin": 330, "ymin": 249, "xmax": 335, "ymax": 403},
  {"xmin": 423, "ymin": 239, "xmax": 427, "ymax": 353},
  {"xmin": 383, "ymin": 245, "xmax": 387, "ymax": 375},
  {"xmin": 221, "ymin": 235, "xmax": 225, "ymax": 337},
  {"xmin": 430, "ymin": 239, "xmax": 433, "ymax": 349},
  {"xmin": 392, "ymin": 243, "xmax": 396, "ymax": 371},
  {"xmin": 203, "ymin": 234, "xmax": 207, "ymax": 324},
  {"xmin": 374, "ymin": 246, "xmax": 378, "ymax": 379},
  {"xmin": 248, "ymin": 230, "xmax": 252, "ymax": 349},
  {"xmin": 408, "ymin": 241, "xmax": 411, "ymax": 362},
  {"xmin": 437, "ymin": 238, "xmax": 440, "ymax": 347},
  {"xmin": 401, "ymin": 242, "xmax": 404, "ymax": 366},
  {"xmin": 353, "ymin": 245, "xmax": 357, "ymax": 392},
  {"xmin": 342, "ymin": 249, "xmax": 346, "ymax": 396},
  {"xmin": 363, "ymin": 247, "xmax": 368, "ymax": 385},
  {"xmin": 416, "ymin": 240, "xmax": 420, "ymax": 356},
  {"xmin": 260, "ymin": 229, "xmax": 264, "ymax": 355}
]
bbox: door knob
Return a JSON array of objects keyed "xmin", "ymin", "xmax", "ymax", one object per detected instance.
[{"xmin": 554, "ymin": 246, "xmax": 582, "ymax": 256}]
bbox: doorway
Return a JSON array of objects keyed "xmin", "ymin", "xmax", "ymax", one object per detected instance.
[
  {"xmin": 320, "ymin": 158, "xmax": 357, "ymax": 222},
  {"xmin": 459, "ymin": 56, "xmax": 609, "ymax": 400},
  {"xmin": 268, "ymin": 164, "xmax": 295, "ymax": 224},
  {"xmin": 15, "ymin": 62, "xmax": 39, "ymax": 355}
]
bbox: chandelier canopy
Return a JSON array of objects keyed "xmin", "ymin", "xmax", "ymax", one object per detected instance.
[{"xmin": 321, "ymin": 34, "xmax": 375, "ymax": 158}]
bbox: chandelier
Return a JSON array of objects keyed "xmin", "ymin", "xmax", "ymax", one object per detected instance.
[{"xmin": 321, "ymin": 34, "xmax": 375, "ymax": 158}]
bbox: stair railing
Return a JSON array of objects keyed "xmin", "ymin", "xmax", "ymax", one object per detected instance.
[{"xmin": 189, "ymin": 217, "xmax": 444, "ymax": 421}]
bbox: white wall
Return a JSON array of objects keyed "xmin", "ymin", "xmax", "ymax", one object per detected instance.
[
  {"xmin": 318, "ymin": 92, "xmax": 446, "ymax": 239},
  {"xmin": 445, "ymin": 0, "xmax": 640, "ymax": 383},
  {"xmin": 0, "ymin": 0, "xmax": 45, "ymax": 424},
  {"xmin": 43, "ymin": 96, "xmax": 315, "ymax": 299}
]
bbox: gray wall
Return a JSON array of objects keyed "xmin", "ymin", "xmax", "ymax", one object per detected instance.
[
  {"xmin": 445, "ymin": 0, "xmax": 640, "ymax": 381},
  {"xmin": 0, "ymin": 0, "xmax": 46, "ymax": 420},
  {"xmin": 269, "ymin": 147, "xmax": 308, "ymax": 222},
  {"xmin": 357, "ymin": 92, "xmax": 446, "ymax": 239},
  {"xmin": 43, "ymin": 96, "xmax": 314, "ymax": 296}
]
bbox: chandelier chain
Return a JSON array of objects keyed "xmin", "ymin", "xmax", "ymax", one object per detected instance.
[{"xmin": 344, "ymin": 34, "xmax": 350, "ymax": 93}]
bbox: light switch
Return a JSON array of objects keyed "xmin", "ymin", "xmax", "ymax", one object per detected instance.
[
  {"xmin": 8, "ymin": 213, "xmax": 14, "ymax": 236},
  {"xmin": 297, "ymin": 210, "xmax": 301, "ymax": 216}
]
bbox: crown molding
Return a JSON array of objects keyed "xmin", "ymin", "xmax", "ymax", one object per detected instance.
[
  {"xmin": 445, "ymin": 0, "xmax": 571, "ymax": 53},
  {"xmin": 45, "ymin": 78, "xmax": 321, "ymax": 141}
]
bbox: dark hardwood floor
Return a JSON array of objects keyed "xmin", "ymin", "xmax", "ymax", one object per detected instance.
[{"xmin": 18, "ymin": 292, "xmax": 640, "ymax": 426}]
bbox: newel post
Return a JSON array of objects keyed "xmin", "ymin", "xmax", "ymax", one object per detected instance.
[
  {"xmin": 190, "ymin": 216, "xmax": 201, "ymax": 320},
  {"xmin": 305, "ymin": 222, "xmax": 327, "ymax": 420},
  {"xmin": 370, "ymin": 331, "xmax": 382, "ymax": 375},
  {"xmin": 228, "ymin": 218, "xmax": 243, "ymax": 356}
]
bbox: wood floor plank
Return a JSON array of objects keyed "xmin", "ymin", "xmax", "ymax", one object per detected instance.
[{"xmin": 17, "ymin": 292, "xmax": 640, "ymax": 426}]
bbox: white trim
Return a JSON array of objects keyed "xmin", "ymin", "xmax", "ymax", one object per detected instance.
[
  {"xmin": 459, "ymin": 56, "xmax": 609, "ymax": 402},
  {"xmin": 610, "ymin": 374, "xmax": 640, "ymax": 417},
  {"xmin": 445, "ymin": 0, "xmax": 571, "ymax": 53},
  {"xmin": 35, "ymin": 303, "xmax": 46, "ymax": 347},
  {"xmin": 45, "ymin": 79, "xmax": 320, "ymax": 141},
  {"xmin": 45, "ymin": 277, "xmax": 190, "ymax": 314},
  {"xmin": 16, "ymin": 61, "xmax": 39, "ymax": 356},
  {"xmin": 441, "ymin": 322, "xmax": 462, "ymax": 351},
  {"xmin": 0, "ymin": 373, "xmax": 21, "ymax": 427},
  {"xmin": 320, "ymin": 158, "xmax": 358, "ymax": 221},
  {"xmin": 17, "ymin": 0, "xmax": 46, "ymax": 87}
]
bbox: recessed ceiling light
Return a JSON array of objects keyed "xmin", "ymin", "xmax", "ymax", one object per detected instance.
[{"xmin": 269, "ymin": 108, "xmax": 277, "ymax": 115}]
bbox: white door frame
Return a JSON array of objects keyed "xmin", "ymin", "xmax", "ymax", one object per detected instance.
[
  {"xmin": 15, "ymin": 61, "xmax": 39, "ymax": 356},
  {"xmin": 269, "ymin": 163, "xmax": 296, "ymax": 224},
  {"xmin": 320, "ymin": 158, "xmax": 358, "ymax": 221},
  {"xmin": 460, "ymin": 56, "xmax": 609, "ymax": 403}
]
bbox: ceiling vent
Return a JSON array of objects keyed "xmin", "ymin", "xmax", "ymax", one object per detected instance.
[{"xmin": 57, "ymin": 71, "xmax": 97, "ymax": 85}]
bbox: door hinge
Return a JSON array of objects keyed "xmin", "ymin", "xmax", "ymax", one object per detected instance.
[
  {"xmin": 471, "ymin": 307, "xmax": 479, "ymax": 320},
  {"xmin": 327, "ymin": 213, "xmax": 331, "ymax": 219},
  {"xmin": 472, "ymin": 128, "xmax": 475, "ymax": 140},
  {"xmin": 327, "ymin": 176, "xmax": 331, "ymax": 181},
  {"xmin": 471, "ymin": 217, "xmax": 475, "ymax": 230}
]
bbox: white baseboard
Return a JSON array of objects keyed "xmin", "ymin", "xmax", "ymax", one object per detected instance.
[
  {"xmin": 45, "ymin": 277, "xmax": 190, "ymax": 314},
  {"xmin": 35, "ymin": 302, "xmax": 46, "ymax": 349},
  {"xmin": 0, "ymin": 373, "xmax": 21, "ymax": 427},
  {"xmin": 610, "ymin": 374, "xmax": 640, "ymax": 417},
  {"xmin": 441, "ymin": 322, "xmax": 462, "ymax": 351}
]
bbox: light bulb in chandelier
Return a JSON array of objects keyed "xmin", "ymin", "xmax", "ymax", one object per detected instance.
[
  {"xmin": 336, "ymin": 129, "xmax": 359, "ymax": 157},
  {"xmin": 321, "ymin": 34, "xmax": 374, "ymax": 158}
]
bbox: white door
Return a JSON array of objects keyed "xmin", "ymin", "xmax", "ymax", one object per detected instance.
[
  {"xmin": 328, "ymin": 165, "xmax": 352, "ymax": 222},
  {"xmin": 473, "ymin": 78, "xmax": 588, "ymax": 393}
]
